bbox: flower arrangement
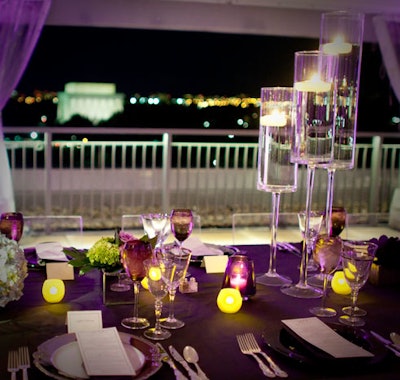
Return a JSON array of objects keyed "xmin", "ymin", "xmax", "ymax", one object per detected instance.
[
  {"xmin": 65, "ymin": 229, "xmax": 156, "ymax": 275},
  {"xmin": 0, "ymin": 234, "xmax": 28, "ymax": 307}
]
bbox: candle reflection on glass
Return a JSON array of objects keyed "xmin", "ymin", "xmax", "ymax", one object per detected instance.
[{"xmin": 331, "ymin": 271, "xmax": 352, "ymax": 295}]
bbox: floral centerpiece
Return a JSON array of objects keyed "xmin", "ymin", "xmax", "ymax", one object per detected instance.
[
  {"xmin": 0, "ymin": 234, "xmax": 28, "ymax": 307},
  {"xmin": 65, "ymin": 229, "xmax": 156, "ymax": 275}
]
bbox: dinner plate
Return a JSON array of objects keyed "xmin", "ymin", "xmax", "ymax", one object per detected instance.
[
  {"xmin": 262, "ymin": 322, "xmax": 387, "ymax": 369},
  {"xmin": 33, "ymin": 332, "xmax": 161, "ymax": 380}
]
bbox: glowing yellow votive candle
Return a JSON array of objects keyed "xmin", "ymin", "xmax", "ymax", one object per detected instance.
[
  {"xmin": 141, "ymin": 277, "xmax": 149, "ymax": 290},
  {"xmin": 217, "ymin": 288, "xmax": 242, "ymax": 314},
  {"xmin": 148, "ymin": 267, "xmax": 161, "ymax": 281},
  {"xmin": 42, "ymin": 279, "xmax": 65, "ymax": 303},
  {"xmin": 331, "ymin": 271, "xmax": 352, "ymax": 295}
]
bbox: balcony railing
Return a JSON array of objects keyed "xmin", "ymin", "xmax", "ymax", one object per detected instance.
[{"xmin": 4, "ymin": 127, "xmax": 400, "ymax": 229}]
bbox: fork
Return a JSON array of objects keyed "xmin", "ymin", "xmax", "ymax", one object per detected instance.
[
  {"xmin": 236, "ymin": 334, "xmax": 276, "ymax": 378},
  {"xmin": 18, "ymin": 346, "xmax": 30, "ymax": 380},
  {"xmin": 7, "ymin": 350, "xmax": 19, "ymax": 380},
  {"xmin": 244, "ymin": 333, "xmax": 288, "ymax": 378}
]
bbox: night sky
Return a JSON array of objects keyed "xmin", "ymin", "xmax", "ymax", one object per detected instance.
[{"xmin": 16, "ymin": 26, "xmax": 398, "ymax": 131}]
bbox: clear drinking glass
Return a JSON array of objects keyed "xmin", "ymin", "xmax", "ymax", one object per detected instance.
[
  {"xmin": 170, "ymin": 209, "xmax": 194, "ymax": 254},
  {"xmin": 141, "ymin": 213, "xmax": 170, "ymax": 250},
  {"xmin": 282, "ymin": 50, "xmax": 337, "ymax": 299},
  {"xmin": 318, "ymin": 11, "xmax": 365, "ymax": 239},
  {"xmin": 159, "ymin": 248, "xmax": 191, "ymax": 329},
  {"xmin": 120, "ymin": 239, "xmax": 153, "ymax": 329},
  {"xmin": 143, "ymin": 257, "xmax": 171, "ymax": 340},
  {"xmin": 339, "ymin": 240, "xmax": 378, "ymax": 326},
  {"xmin": 309, "ymin": 234, "xmax": 342, "ymax": 317},
  {"xmin": 256, "ymin": 87, "xmax": 297, "ymax": 287}
]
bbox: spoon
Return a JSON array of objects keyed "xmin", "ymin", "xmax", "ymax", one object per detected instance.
[
  {"xmin": 183, "ymin": 346, "xmax": 209, "ymax": 380},
  {"xmin": 390, "ymin": 332, "xmax": 400, "ymax": 347}
]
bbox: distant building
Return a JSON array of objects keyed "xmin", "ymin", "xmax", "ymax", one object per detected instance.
[{"xmin": 56, "ymin": 82, "xmax": 125, "ymax": 125}]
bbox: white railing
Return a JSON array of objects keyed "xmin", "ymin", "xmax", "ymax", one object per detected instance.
[{"xmin": 4, "ymin": 127, "xmax": 400, "ymax": 228}]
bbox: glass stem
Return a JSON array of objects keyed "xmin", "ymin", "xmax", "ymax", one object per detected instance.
[
  {"xmin": 325, "ymin": 168, "xmax": 336, "ymax": 235},
  {"xmin": 299, "ymin": 165, "xmax": 315, "ymax": 287},
  {"xmin": 154, "ymin": 299, "xmax": 163, "ymax": 333},
  {"xmin": 167, "ymin": 288, "xmax": 176, "ymax": 320},
  {"xmin": 268, "ymin": 192, "xmax": 280, "ymax": 275},
  {"xmin": 133, "ymin": 281, "xmax": 140, "ymax": 320},
  {"xmin": 350, "ymin": 289, "xmax": 360, "ymax": 317},
  {"xmin": 321, "ymin": 273, "xmax": 328, "ymax": 309}
]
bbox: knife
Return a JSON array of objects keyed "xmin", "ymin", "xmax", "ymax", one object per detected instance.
[
  {"xmin": 370, "ymin": 331, "xmax": 400, "ymax": 357},
  {"xmin": 156, "ymin": 343, "xmax": 189, "ymax": 380},
  {"xmin": 169, "ymin": 345, "xmax": 201, "ymax": 380}
]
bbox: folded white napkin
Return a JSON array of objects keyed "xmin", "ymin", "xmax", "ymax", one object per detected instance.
[
  {"xmin": 182, "ymin": 236, "xmax": 223, "ymax": 257},
  {"xmin": 36, "ymin": 242, "xmax": 68, "ymax": 261}
]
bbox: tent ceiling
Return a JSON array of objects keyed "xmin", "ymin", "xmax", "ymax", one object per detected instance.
[{"xmin": 46, "ymin": 0, "xmax": 400, "ymax": 42}]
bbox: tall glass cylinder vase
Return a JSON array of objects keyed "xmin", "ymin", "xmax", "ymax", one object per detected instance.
[
  {"xmin": 318, "ymin": 11, "xmax": 365, "ymax": 234},
  {"xmin": 281, "ymin": 50, "xmax": 337, "ymax": 298},
  {"xmin": 256, "ymin": 87, "xmax": 298, "ymax": 287}
]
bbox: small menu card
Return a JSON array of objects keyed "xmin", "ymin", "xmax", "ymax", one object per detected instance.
[
  {"xmin": 76, "ymin": 327, "xmax": 136, "ymax": 376},
  {"xmin": 282, "ymin": 317, "xmax": 374, "ymax": 358}
]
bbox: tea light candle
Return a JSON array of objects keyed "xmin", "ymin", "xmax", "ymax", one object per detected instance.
[
  {"xmin": 261, "ymin": 109, "xmax": 287, "ymax": 127},
  {"xmin": 230, "ymin": 274, "xmax": 247, "ymax": 290},
  {"xmin": 331, "ymin": 271, "xmax": 351, "ymax": 295},
  {"xmin": 217, "ymin": 288, "xmax": 242, "ymax": 313},
  {"xmin": 322, "ymin": 36, "xmax": 352, "ymax": 55},
  {"xmin": 294, "ymin": 74, "xmax": 331, "ymax": 93},
  {"xmin": 42, "ymin": 279, "xmax": 65, "ymax": 303}
]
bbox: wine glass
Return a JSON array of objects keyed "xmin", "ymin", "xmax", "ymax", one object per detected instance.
[
  {"xmin": 339, "ymin": 240, "xmax": 378, "ymax": 326},
  {"xmin": 143, "ymin": 257, "xmax": 171, "ymax": 340},
  {"xmin": 120, "ymin": 239, "xmax": 153, "ymax": 329},
  {"xmin": 170, "ymin": 209, "xmax": 193, "ymax": 254},
  {"xmin": 309, "ymin": 234, "xmax": 342, "ymax": 317},
  {"xmin": 297, "ymin": 210, "xmax": 324, "ymax": 272},
  {"xmin": 159, "ymin": 248, "xmax": 191, "ymax": 329},
  {"xmin": 0, "ymin": 212, "xmax": 24, "ymax": 242},
  {"xmin": 256, "ymin": 87, "xmax": 297, "ymax": 287},
  {"xmin": 281, "ymin": 50, "xmax": 337, "ymax": 299},
  {"xmin": 141, "ymin": 213, "xmax": 170, "ymax": 250}
]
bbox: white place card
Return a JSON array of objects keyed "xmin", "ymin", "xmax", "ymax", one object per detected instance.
[
  {"xmin": 76, "ymin": 327, "xmax": 136, "ymax": 376},
  {"xmin": 67, "ymin": 310, "xmax": 103, "ymax": 334},
  {"xmin": 46, "ymin": 262, "xmax": 74, "ymax": 280},
  {"xmin": 282, "ymin": 317, "xmax": 374, "ymax": 358},
  {"xmin": 204, "ymin": 255, "xmax": 229, "ymax": 273}
]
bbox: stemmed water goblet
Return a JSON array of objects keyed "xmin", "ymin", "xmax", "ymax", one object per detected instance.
[
  {"xmin": 159, "ymin": 248, "xmax": 191, "ymax": 329},
  {"xmin": 120, "ymin": 239, "xmax": 153, "ymax": 329},
  {"xmin": 141, "ymin": 213, "xmax": 171, "ymax": 250},
  {"xmin": 256, "ymin": 87, "xmax": 297, "ymax": 287},
  {"xmin": 339, "ymin": 240, "xmax": 378, "ymax": 326},
  {"xmin": 170, "ymin": 209, "xmax": 193, "ymax": 254},
  {"xmin": 297, "ymin": 210, "xmax": 324, "ymax": 272},
  {"xmin": 143, "ymin": 257, "xmax": 171, "ymax": 340},
  {"xmin": 0, "ymin": 212, "xmax": 24, "ymax": 242},
  {"xmin": 309, "ymin": 234, "xmax": 342, "ymax": 317},
  {"xmin": 281, "ymin": 50, "xmax": 337, "ymax": 299}
]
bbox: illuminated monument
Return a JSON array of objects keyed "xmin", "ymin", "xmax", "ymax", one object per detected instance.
[{"xmin": 56, "ymin": 82, "xmax": 125, "ymax": 125}]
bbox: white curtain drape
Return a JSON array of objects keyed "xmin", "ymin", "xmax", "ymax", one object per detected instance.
[
  {"xmin": 0, "ymin": 0, "xmax": 51, "ymax": 213},
  {"xmin": 373, "ymin": 15, "xmax": 400, "ymax": 103}
]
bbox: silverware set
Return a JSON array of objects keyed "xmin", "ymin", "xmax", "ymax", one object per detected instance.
[
  {"xmin": 7, "ymin": 347, "xmax": 30, "ymax": 380},
  {"xmin": 156, "ymin": 343, "xmax": 209, "ymax": 380},
  {"xmin": 237, "ymin": 333, "xmax": 288, "ymax": 378}
]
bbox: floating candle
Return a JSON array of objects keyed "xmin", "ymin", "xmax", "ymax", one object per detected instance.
[
  {"xmin": 217, "ymin": 288, "xmax": 242, "ymax": 313},
  {"xmin": 261, "ymin": 109, "xmax": 287, "ymax": 127},
  {"xmin": 331, "ymin": 271, "xmax": 351, "ymax": 295},
  {"xmin": 42, "ymin": 279, "xmax": 65, "ymax": 303},
  {"xmin": 294, "ymin": 74, "xmax": 332, "ymax": 93},
  {"xmin": 322, "ymin": 36, "xmax": 352, "ymax": 55}
]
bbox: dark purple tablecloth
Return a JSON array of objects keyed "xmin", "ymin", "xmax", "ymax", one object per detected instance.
[{"xmin": 1, "ymin": 244, "xmax": 399, "ymax": 379}]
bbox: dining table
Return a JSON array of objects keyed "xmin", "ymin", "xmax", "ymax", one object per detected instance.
[{"xmin": 1, "ymin": 242, "xmax": 400, "ymax": 380}]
